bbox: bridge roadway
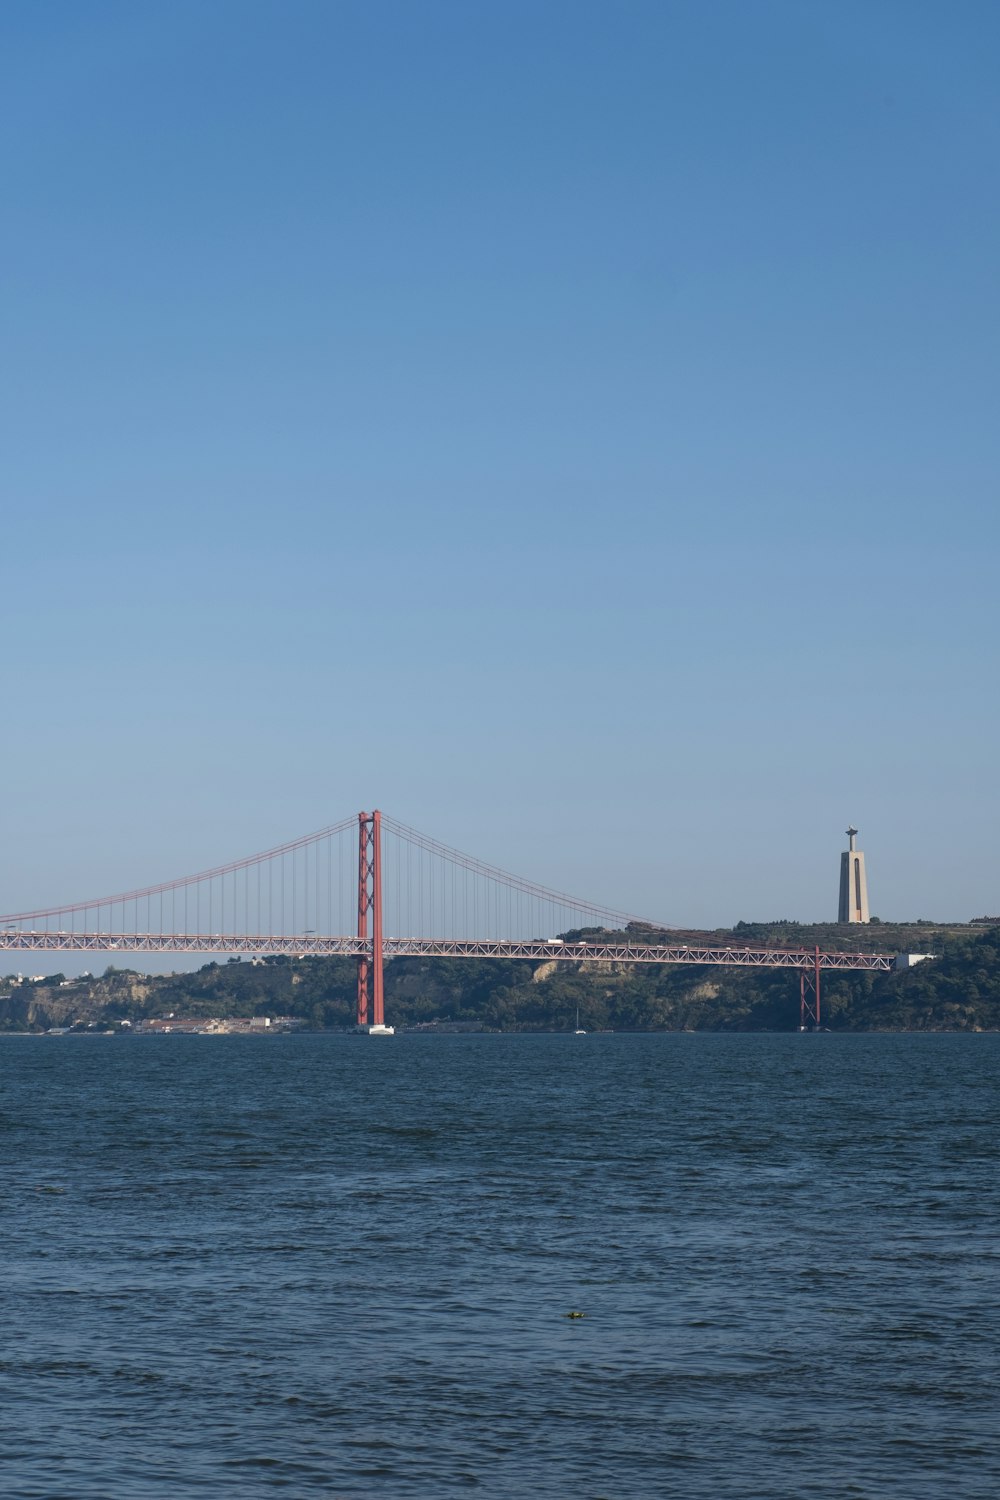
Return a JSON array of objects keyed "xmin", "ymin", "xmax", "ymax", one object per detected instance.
[{"xmin": 0, "ymin": 932, "xmax": 896, "ymax": 971}]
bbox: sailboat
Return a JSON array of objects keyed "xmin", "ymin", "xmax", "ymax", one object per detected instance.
[{"xmin": 574, "ymin": 1007, "xmax": 586, "ymax": 1035}]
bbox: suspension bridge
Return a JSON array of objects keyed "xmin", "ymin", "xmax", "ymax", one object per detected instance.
[{"xmin": 0, "ymin": 810, "xmax": 896, "ymax": 1030}]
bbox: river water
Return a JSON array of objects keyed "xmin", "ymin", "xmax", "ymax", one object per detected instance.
[{"xmin": 1, "ymin": 1033, "xmax": 997, "ymax": 1498}]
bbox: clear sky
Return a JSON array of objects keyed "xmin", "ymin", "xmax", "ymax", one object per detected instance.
[{"xmin": 2, "ymin": 0, "xmax": 998, "ymax": 934}]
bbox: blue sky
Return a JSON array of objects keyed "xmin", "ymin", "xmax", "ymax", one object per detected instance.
[{"xmin": 2, "ymin": 0, "xmax": 997, "ymax": 932}]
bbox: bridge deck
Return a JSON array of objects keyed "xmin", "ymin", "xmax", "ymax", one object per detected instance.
[{"xmin": 0, "ymin": 933, "xmax": 896, "ymax": 971}]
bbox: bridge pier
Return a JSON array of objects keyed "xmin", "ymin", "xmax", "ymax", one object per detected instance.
[{"xmin": 799, "ymin": 946, "xmax": 822, "ymax": 1030}]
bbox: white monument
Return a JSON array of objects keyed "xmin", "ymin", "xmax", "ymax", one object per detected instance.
[{"xmin": 838, "ymin": 826, "xmax": 870, "ymax": 924}]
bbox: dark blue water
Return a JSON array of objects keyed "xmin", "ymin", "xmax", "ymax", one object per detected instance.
[{"xmin": 2, "ymin": 1034, "xmax": 997, "ymax": 1498}]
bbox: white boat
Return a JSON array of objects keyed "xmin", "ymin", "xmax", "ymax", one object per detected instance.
[{"xmin": 574, "ymin": 1008, "xmax": 586, "ymax": 1036}]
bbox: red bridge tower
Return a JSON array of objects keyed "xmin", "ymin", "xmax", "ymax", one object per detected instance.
[{"xmin": 356, "ymin": 810, "xmax": 387, "ymax": 1031}]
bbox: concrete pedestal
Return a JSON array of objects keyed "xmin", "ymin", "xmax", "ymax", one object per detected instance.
[{"xmin": 838, "ymin": 827, "xmax": 870, "ymax": 923}]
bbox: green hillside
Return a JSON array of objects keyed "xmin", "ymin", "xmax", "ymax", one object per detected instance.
[{"xmin": 3, "ymin": 920, "xmax": 998, "ymax": 1032}]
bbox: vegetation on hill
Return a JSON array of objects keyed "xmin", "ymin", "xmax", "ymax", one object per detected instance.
[{"xmin": 2, "ymin": 923, "xmax": 998, "ymax": 1032}]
